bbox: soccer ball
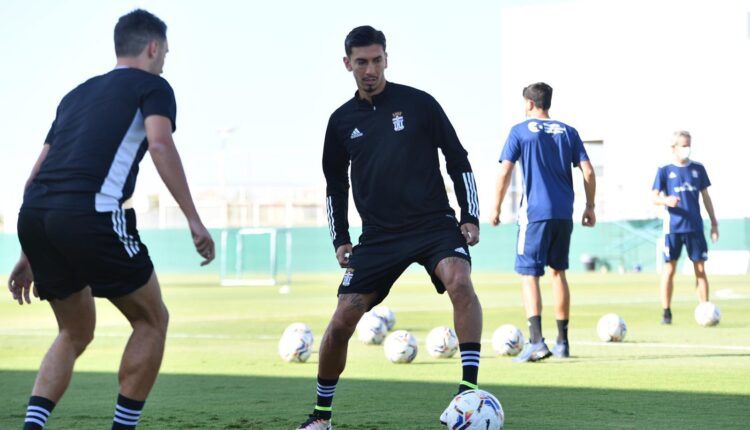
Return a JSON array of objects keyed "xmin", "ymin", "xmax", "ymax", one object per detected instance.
[
  {"xmin": 278, "ymin": 323, "xmax": 314, "ymax": 363},
  {"xmin": 694, "ymin": 302, "xmax": 721, "ymax": 326},
  {"xmin": 597, "ymin": 313, "xmax": 627, "ymax": 342},
  {"xmin": 356, "ymin": 312, "xmax": 388, "ymax": 345},
  {"xmin": 371, "ymin": 305, "xmax": 396, "ymax": 330},
  {"xmin": 440, "ymin": 389, "xmax": 505, "ymax": 430},
  {"xmin": 426, "ymin": 326, "xmax": 459, "ymax": 358},
  {"xmin": 491, "ymin": 324, "xmax": 524, "ymax": 356},
  {"xmin": 383, "ymin": 330, "xmax": 418, "ymax": 363}
]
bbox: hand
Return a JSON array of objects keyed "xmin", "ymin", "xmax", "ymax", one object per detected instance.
[
  {"xmin": 582, "ymin": 207, "xmax": 596, "ymax": 227},
  {"xmin": 664, "ymin": 196, "xmax": 680, "ymax": 208},
  {"xmin": 335, "ymin": 243, "xmax": 353, "ymax": 268},
  {"xmin": 710, "ymin": 224, "xmax": 719, "ymax": 243},
  {"xmin": 461, "ymin": 223, "xmax": 480, "ymax": 246},
  {"xmin": 189, "ymin": 219, "xmax": 215, "ymax": 266},
  {"xmin": 489, "ymin": 208, "xmax": 501, "ymax": 227},
  {"xmin": 8, "ymin": 257, "xmax": 36, "ymax": 305}
]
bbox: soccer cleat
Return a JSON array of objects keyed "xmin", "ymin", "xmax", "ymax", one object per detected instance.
[
  {"xmin": 512, "ymin": 339, "xmax": 552, "ymax": 363},
  {"xmin": 661, "ymin": 315, "xmax": 672, "ymax": 325},
  {"xmin": 551, "ymin": 340, "xmax": 570, "ymax": 358},
  {"xmin": 297, "ymin": 415, "xmax": 332, "ymax": 430}
]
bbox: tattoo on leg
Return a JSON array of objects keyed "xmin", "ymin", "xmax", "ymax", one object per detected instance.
[
  {"xmin": 435, "ymin": 256, "xmax": 471, "ymax": 279},
  {"xmin": 340, "ymin": 293, "xmax": 367, "ymax": 312}
]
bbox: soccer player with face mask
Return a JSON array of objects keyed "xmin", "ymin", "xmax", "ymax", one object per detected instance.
[{"xmin": 652, "ymin": 131, "xmax": 718, "ymax": 324}]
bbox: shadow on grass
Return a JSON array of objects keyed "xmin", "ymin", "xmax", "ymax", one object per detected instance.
[{"xmin": 1, "ymin": 370, "xmax": 747, "ymax": 429}]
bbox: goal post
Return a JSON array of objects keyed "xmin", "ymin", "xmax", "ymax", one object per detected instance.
[{"xmin": 219, "ymin": 227, "xmax": 292, "ymax": 287}]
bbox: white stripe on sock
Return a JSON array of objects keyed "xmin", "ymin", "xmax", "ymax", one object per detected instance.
[
  {"xmin": 115, "ymin": 410, "xmax": 141, "ymax": 420},
  {"xmin": 25, "ymin": 417, "xmax": 46, "ymax": 426},
  {"xmin": 26, "ymin": 406, "xmax": 51, "ymax": 416},
  {"xmin": 115, "ymin": 404, "xmax": 142, "ymax": 415},
  {"xmin": 113, "ymin": 416, "xmax": 139, "ymax": 426},
  {"xmin": 25, "ymin": 411, "xmax": 49, "ymax": 421}
]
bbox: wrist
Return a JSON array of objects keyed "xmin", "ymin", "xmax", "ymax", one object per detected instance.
[{"xmin": 585, "ymin": 203, "xmax": 595, "ymax": 209}]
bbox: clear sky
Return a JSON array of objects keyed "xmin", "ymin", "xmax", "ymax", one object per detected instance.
[
  {"xmin": 3, "ymin": 0, "xmax": 747, "ymax": 228},
  {"xmin": 0, "ymin": 0, "xmax": 516, "ymax": 223}
]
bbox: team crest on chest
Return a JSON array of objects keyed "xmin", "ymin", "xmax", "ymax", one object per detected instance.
[
  {"xmin": 691, "ymin": 169, "xmax": 699, "ymax": 178},
  {"xmin": 392, "ymin": 111, "xmax": 405, "ymax": 132}
]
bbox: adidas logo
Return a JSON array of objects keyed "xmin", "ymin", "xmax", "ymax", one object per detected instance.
[
  {"xmin": 350, "ymin": 128, "xmax": 363, "ymax": 139},
  {"xmin": 454, "ymin": 247, "xmax": 468, "ymax": 256},
  {"xmin": 668, "ymin": 172, "xmax": 677, "ymax": 179}
]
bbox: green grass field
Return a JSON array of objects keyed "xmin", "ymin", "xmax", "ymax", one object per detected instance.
[{"xmin": 1, "ymin": 272, "xmax": 749, "ymax": 429}]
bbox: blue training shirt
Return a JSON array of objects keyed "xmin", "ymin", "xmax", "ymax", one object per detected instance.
[
  {"xmin": 652, "ymin": 161, "xmax": 710, "ymax": 233},
  {"xmin": 500, "ymin": 118, "xmax": 589, "ymax": 223}
]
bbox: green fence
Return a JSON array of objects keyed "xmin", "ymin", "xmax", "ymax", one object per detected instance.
[{"xmin": 1, "ymin": 219, "xmax": 748, "ymax": 275}]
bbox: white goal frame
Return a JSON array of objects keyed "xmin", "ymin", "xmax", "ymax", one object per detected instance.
[{"xmin": 219, "ymin": 227, "xmax": 292, "ymax": 287}]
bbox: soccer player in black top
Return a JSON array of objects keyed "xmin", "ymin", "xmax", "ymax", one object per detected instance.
[
  {"xmin": 6, "ymin": 10, "xmax": 214, "ymax": 430},
  {"xmin": 298, "ymin": 26, "xmax": 483, "ymax": 430}
]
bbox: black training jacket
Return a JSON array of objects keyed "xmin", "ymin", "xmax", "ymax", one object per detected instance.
[{"xmin": 323, "ymin": 82, "xmax": 479, "ymax": 249}]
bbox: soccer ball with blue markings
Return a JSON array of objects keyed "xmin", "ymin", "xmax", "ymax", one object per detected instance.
[
  {"xmin": 278, "ymin": 323, "xmax": 314, "ymax": 363},
  {"xmin": 383, "ymin": 330, "xmax": 418, "ymax": 363},
  {"xmin": 440, "ymin": 389, "xmax": 505, "ymax": 429},
  {"xmin": 597, "ymin": 313, "xmax": 627, "ymax": 342},
  {"xmin": 426, "ymin": 326, "xmax": 459, "ymax": 358},
  {"xmin": 371, "ymin": 305, "xmax": 396, "ymax": 330},
  {"xmin": 356, "ymin": 312, "xmax": 388, "ymax": 345},
  {"xmin": 694, "ymin": 302, "xmax": 721, "ymax": 327},
  {"xmin": 491, "ymin": 324, "xmax": 524, "ymax": 356}
]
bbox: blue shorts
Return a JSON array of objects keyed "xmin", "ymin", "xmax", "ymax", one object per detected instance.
[
  {"xmin": 515, "ymin": 219, "xmax": 573, "ymax": 276},
  {"xmin": 663, "ymin": 232, "xmax": 708, "ymax": 262}
]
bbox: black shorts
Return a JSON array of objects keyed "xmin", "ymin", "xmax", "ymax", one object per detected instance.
[
  {"xmin": 17, "ymin": 208, "xmax": 154, "ymax": 301},
  {"xmin": 338, "ymin": 218, "xmax": 471, "ymax": 308}
]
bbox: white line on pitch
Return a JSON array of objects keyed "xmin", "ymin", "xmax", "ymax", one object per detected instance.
[
  {"xmin": 575, "ymin": 340, "xmax": 750, "ymax": 351},
  {"xmin": 478, "ymin": 338, "xmax": 750, "ymax": 351},
  {"xmin": 0, "ymin": 331, "xmax": 277, "ymax": 340}
]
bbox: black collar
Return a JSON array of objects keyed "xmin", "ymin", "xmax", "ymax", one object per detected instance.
[{"xmin": 355, "ymin": 81, "xmax": 391, "ymax": 109}]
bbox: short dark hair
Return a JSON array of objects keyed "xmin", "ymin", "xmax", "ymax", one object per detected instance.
[
  {"xmin": 522, "ymin": 82, "xmax": 553, "ymax": 110},
  {"xmin": 345, "ymin": 26, "xmax": 386, "ymax": 56},
  {"xmin": 114, "ymin": 9, "xmax": 167, "ymax": 57}
]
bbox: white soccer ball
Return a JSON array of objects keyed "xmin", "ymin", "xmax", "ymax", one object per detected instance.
[
  {"xmin": 491, "ymin": 324, "xmax": 524, "ymax": 356},
  {"xmin": 371, "ymin": 305, "xmax": 396, "ymax": 331},
  {"xmin": 597, "ymin": 313, "xmax": 627, "ymax": 342},
  {"xmin": 383, "ymin": 330, "xmax": 418, "ymax": 363},
  {"xmin": 694, "ymin": 302, "xmax": 721, "ymax": 327},
  {"xmin": 440, "ymin": 389, "xmax": 505, "ymax": 430},
  {"xmin": 426, "ymin": 326, "xmax": 459, "ymax": 358},
  {"xmin": 278, "ymin": 322, "xmax": 314, "ymax": 363},
  {"xmin": 356, "ymin": 312, "xmax": 388, "ymax": 345}
]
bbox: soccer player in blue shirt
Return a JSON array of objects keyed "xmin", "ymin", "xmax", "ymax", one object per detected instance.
[
  {"xmin": 652, "ymin": 131, "xmax": 718, "ymax": 325},
  {"xmin": 490, "ymin": 82, "xmax": 596, "ymax": 362}
]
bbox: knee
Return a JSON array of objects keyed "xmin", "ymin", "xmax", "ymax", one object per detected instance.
[
  {"xmin": 61, "ymin": 327, "xmax": 94, "ymax": 356},
  {"xmin": 134, "ymin": 304, "xmax": 169, "ymax": 338},
  {"xmin": 446, "ymin": 277, "xmax": 477, "ymax": 309},
  {"xmin": 663, "ymin": 265, "xmax": 677, "ymax": 277},
  {"xmin": 325, "ymin": 316, "xmax": 357, "ymax": 346}
]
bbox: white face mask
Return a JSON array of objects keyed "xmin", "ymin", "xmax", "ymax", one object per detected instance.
[{"xmin": 676, "ymin": 146, "xmax": 691, "ymax": 161}]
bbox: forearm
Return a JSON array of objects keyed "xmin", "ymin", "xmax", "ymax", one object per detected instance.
[
  {"xmin": 449, "ymin": 171, "xmax": 479, "ymax": 225},
  {"xmin": 149, "ymin": 143, "xmax": 201, "ymax": 223},
  {"xmin": 703, "ymin": 194, "xmax": 717, "ymax": 225},
  {"xmin": 494, "ymin": 161, "xmax": 514, "ymax": 211},
  {"xmin": 494, "ymin": 170, "xmax": 512, "ymax": 211},
  {"xmin": 583, "ymin": 171, "xmax": 596, "ymax": 207}
]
